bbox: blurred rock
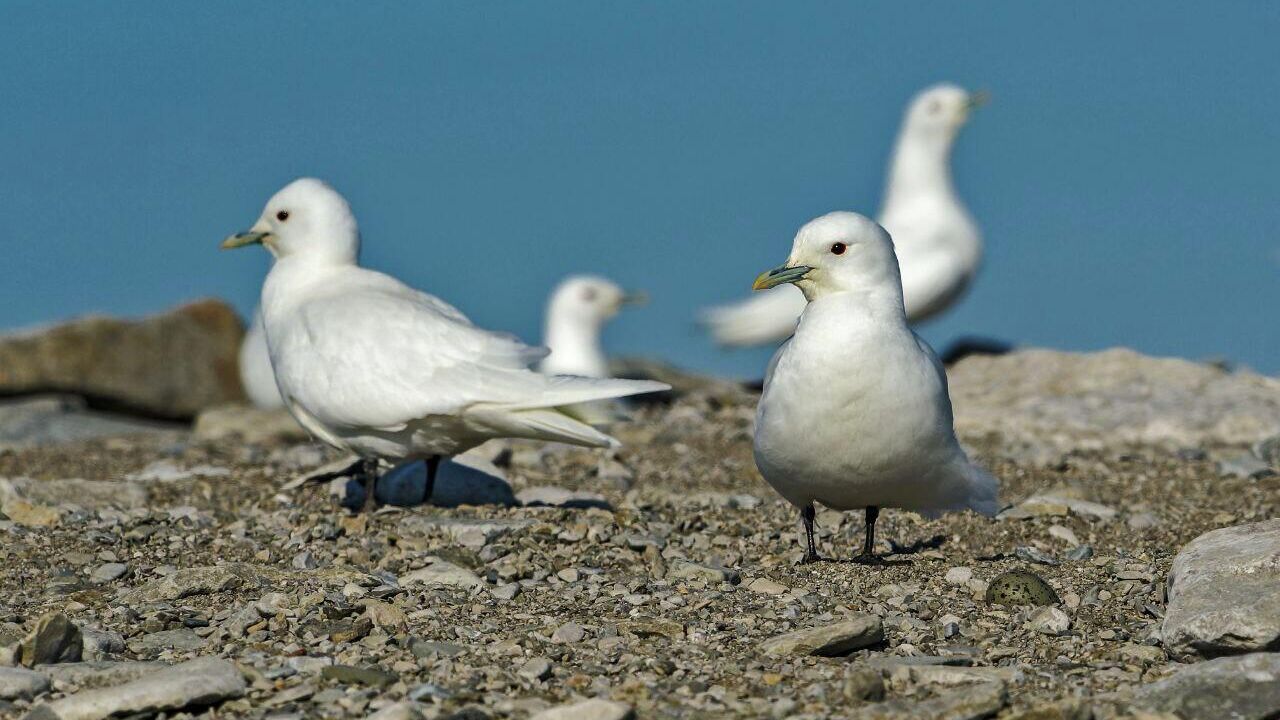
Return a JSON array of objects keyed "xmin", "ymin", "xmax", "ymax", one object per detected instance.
[
  {"xmin": 949, "ymin": 348, "xmax": 1280, "ymax": 457},
  {"xmin": 0, "ymin": 667, "xmax": 50, "ymax": 700},
  {"xmin": 530, "ymin": 698, "xmax": 635, "ymax": 720},
  {"xmin": 0, "ymin": 299, "xmax": 245, "ymax": 420},
  {"xmin": 14, "ymin": 613, "xmax": 82, "ymax": 667},
  {"xmin": 0, "ymin": 396, "xmax": 178, "ymax": 449},
  {"xmin": 25, "ymin": 656, "xmax": 246, "ymax": 719},
  {"xmin": 0, "ymin": 477, "xmax": 146, "ymax": 513},
  {"xmin": 192, "ymin": 404, "xmax": 306, "ymax": 444},
  {"xmin": 1163, "ymin": 519, "xmax": 1280, "ymax": 658}
]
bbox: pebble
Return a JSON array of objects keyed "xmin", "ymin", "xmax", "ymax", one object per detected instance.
[
  {"xmin": 518, "ymin": 657, "xmax": 553, "ymax": 681},
  {"xmin": 320, "ymin": 664, "xmax": 398, "ymax": 688},
  {"xmin": 1047, "ymin": 525, "xmax": 1079, "ymax": 546},
  {"xmin": 1028, "ymin": 607, "xmax": 1071, "ymax": 635},
  {"xmin": 399, "ymin": 558, "xmax": 484, "ymax": 590},
  {"xmin": 16, "ymin": 612, "xmax": 82, "ymax": 667},
  {"xmin": 1065, "ymin": 545, "xmax": 1094, "ymax": 561},
  {"xmin": 551, "ymin": 622, "xmax": 586, "ymax": 644},
  {"xmin": 88, "ymin": 563, "xmax": 127, "ymax": 583},
  {"xmin": 944, "ymin": 567, "xmax": 973, "ymax": 586},
  {"xmin": 747, "ymin": 577, "xmax": 788, "ymax": 595}
]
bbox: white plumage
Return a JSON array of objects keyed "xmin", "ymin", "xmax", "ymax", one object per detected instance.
[
  {"xmin": 751, "ymin": 211, "xmax": 998, "ymax": 563},
  {"xmin": 223, "ymin": 179, "xmax": 668, "ymax": 497},
  {"xmin": 702, "ymin": 83, "xmax": 984, "ymax": 347},
  {"xmin": 539, "ymin": 275, "xmax": 639, "ymax": 379}
]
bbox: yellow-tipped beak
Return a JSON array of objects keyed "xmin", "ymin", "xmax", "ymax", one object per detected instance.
[
  {"xmin": 221, "ymin": 231, "xmax": 272, "ymax": 250},
  {"xmin": 753, "ymin": 264, "xmax": 812, "ymax": 291}
]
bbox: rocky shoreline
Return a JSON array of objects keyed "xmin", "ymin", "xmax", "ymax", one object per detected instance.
[{"xmin": 0, "ymin": 333, "xmax": 1279, "ymax": 719}]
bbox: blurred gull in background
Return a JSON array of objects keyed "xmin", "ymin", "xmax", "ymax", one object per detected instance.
[
  {"xmin": 221, "ymin": 178, "xmax": 668, "ymax": 510},
  {"xmin": 239, "ymin": 309, "xmax": 284, "ymax": 410},
  {"xmin": 701, "ymin": 83, "xmax": 986, "ymax": 347},
  {"xmin": 539, "ymin": 275, "xmax": 645, "ymax": 378}
]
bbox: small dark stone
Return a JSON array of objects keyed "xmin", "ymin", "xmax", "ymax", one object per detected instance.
[
  {"xmin": 1066, "ymin": 545, "xmax": 1094, "ymax": 561},
  {"xmin": 320, "ymin": 664, "xmax": 398, "ymax": 688}
]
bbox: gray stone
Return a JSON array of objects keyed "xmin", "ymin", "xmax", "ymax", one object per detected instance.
[
  {"xmin": 0, "ymin": 396, "xmax": 179, "ymax": 449},
  {"xmin": 320, "ymin": 664, "xmax": 397, "ymax": 688},
  {"xmin": 126, "ymin": 628, "xmax": 206, "ymax": 655},
  {"xmin": 1163, "ymin": 519, "xmax": 1280, "ymax": 658},
  {"xmin": 0, "ymin": 667, "xmax": 50, "ymax": 700},
  {"xmin": 1065, "ymin": 545, "xmax": 1094, "ymax": 561},
  {"xmin": 0, "ymin": 299, "xmax": 246, "ymax": 420},
  {"xmin": 1115, "ymin": 652, "xmax": 1280, "ymax": 720},
  {"xmin": 24, "ymin": 656, "xmax": 245, "ymax": 719},
  {"xmin": 949, "ymin": 348, "xmax": 1280, "ymax": 456},
  {"xmin": 16, "ymin": 613, "xmax": 82, "ymax": 667},
  {"xmin": 398, "ymin": 558, "xmax": 484, "ymax": 590},
  {"xmin": 518, "ymin": 657, "xmax": 553, "ymax": 681},
  {"xmin": 400, "ymin": 516, "xmax": 533, "ymax": 550},
  {"xmin": 886, "ymin": 664, "xmax": 1022, "ymax": 691},
  {"xmin": 760, "ymin": 615, "xmax": 884, "ymax": 657},
  {"xmin": 530, "ymin": 698, "xmax": 635, "ymax": 720},
  {"xmin": 666, "ymin": 559, "xmax": 740, "ymax": 585},
  {"xmin": 118, "ymin": 563, "xmax": 372, "ymax": 604},
  {"xmin": 851, "ymin": 681, "xmax": 1006, "ymax": 720},
  {"xmin": 1027, "ymin": 607, "xmax": 1071, "ymax": 635},
  {"xmin": 88, "ymin": 563, "xmax": 127, "ymax": 584},
  {"xmin": 43, "ymin": 662, "xmax": 165, "ymax": 692},
  {"xmin": 1218, "ymin": 453, "xmax": 1275, "ymax": 479},
  {"xmin": 78, "ymin": 630, "xmax": 124, "ymax": 662},
  {"xmin": 550, "ymin": 622, "xmax": 586, "ymax": 644},
  {"xmin": 1014, "ymin": 546, "xmax": 1058, "ymax": 565}
]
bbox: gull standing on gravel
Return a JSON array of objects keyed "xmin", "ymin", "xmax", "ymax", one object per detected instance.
[
  {"xmin": 751, "ymin": 211, "xmax": 999, "ymax": 563},
  {"xmin": 702, "ymin": 83, "xmax": 986, "ymax": 347},
  {"xmin": 222, "ymin": 178, "xmax": 669, "ymax": 509}
]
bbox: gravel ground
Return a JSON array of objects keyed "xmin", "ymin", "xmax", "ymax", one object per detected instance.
[{"xmin": 0, "ymin": 381, "xmax": 1277, "ymax": 719}]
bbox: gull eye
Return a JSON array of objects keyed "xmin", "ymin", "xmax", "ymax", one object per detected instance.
[
  {"xmin": 830, "ymin": 242, "xmax": 847, "ymax": 255},
  {"xmin": 276, "ymin": 210, "xmax": 290, "ymax": 222},
  {"xmin": 581, "ymin": 288, "xmax": 597, "ymax": 302},
  {"xmin": 927, "ymin": 100, "xmax": 942, "ymax": 114}
]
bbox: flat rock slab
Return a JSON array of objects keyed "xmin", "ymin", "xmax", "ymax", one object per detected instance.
[
  {"xmin": 23, "ymin": 656, "xmax": 246, "ymax": 720},
  {"xmin": 530, "ymin": 698, "xmax": 636, "ymax": 720},
  {"xmin": 0, "ymin": 667, "xmax": 51, "ymax": 700},
  {"xmin": 1162, "ymin": 519, "xmax": 1280, "ymax": 658},
  {"xmin": 118, "ymin": 563, "xmax": 375, "ymax": 604},
  {"xmin": 0, "ymin": 396, "xmax": 179, "ymax": 449},
  {"xmin": 852, "ymin": 681, "xmax": 1006, "ymax": 720},
  {"xmin": 949, "ymin": 348, "xmax": 1280, "ymax": 457},
  {"xmin": 1105, "ymin": 652, "xmax": 1280, "ymax": 720},
  {"xmin": 399, "ymin": 516, "xmax": 533, "ymax": 549},
  {"xmin": 760, "ymin": 615, "xmax": 884, "ymax": 657},
  {"xmin": 0, "ymin": 477, "xmax": 147, "ymax": 511},
  {"xmin": 0, "ymin": 299, "xmax": 246, "ymax": 420},
  {"xmin": 399, "ymin": 558, "xmax": 484, "ymax": 590}
]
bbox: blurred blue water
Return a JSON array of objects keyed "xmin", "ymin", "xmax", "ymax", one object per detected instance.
[{"xmin": 2, "ymin": 2, "xmax": 1277, "ymax": 377}]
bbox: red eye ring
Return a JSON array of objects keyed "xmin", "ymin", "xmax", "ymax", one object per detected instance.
[
  {"xmin": 276, "ymin": 210, "xmax": 290, "ymax": 222},
  {"xmin": 831, "ymin": 242, "xmax": 846, "ymax": 255}
]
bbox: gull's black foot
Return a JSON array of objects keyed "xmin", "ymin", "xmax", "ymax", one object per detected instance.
[
  {"xmin": 359, "ymin": 459, "xmax": 381, "ymax": 513},
  {"xmin": 800, "ymin": 550, "xmax": 827, "ymax": 565},
  {"xmin": 851, "ymin": 552, "xmax": 888, "ymax": 566}
]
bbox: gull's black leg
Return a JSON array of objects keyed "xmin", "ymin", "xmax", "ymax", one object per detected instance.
[
  {"xmin": 424, "ymin": 456, "xmax": 441, "ymax": 503},
  {"xmin": 800, "ymin": 504, "xmax": 824, "ymax": 563},
  {"xmin": 360, "ymin": 458, "xmax": 381, "ymax": 512},
  {"xmin": 852, "ymin": 505, "xmax": 886, "ymax": 565}
]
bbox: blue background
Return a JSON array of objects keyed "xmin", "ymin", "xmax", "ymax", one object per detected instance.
[{"xmin": 3, "ymin": 2, "xmax": 1277, "ymax": 378}]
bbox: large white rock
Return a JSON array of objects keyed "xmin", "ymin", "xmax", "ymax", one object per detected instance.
[{"xmin": 1162, "ymin": 519, "xmax": 1280, "ymax": 659}]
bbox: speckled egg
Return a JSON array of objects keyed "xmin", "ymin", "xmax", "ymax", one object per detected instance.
[{"xmin": 984, "ymin": 569, "xmax": 1060, "ymax": 607}]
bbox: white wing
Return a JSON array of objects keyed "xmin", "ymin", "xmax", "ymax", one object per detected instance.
[
  {"xmin": 271, "ymin": 269, "xmax": 665, "ymax": 433},
  {"xmin": 698, "ymin": 285, "xmax": 807, "ymax": 347}
]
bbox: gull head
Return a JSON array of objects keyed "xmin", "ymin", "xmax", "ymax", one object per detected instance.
[
  {"xmin": 548, "ymin": 275, "xmax": 646, "ymax": 328},
  {"xmin": 753, "ymin": 212, "xmax": 900, "ymax": 301},
  {"xmin": 903, "ymin": 83, "xmax": 987, "ymax": 142},
  {"xmin": 222, "ymin": 178, "xmax": 360, "ymax": 264}
]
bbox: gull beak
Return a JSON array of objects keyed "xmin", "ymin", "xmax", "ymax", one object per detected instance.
[
  {"xmin": 753, "ymin": 264, "xmax": 812, "ymax": 291},
  {"xmin": 620, "ymin": 291, "xmax": 649, "ymax": 306},
  {"xmin": 965, "ymin": 90, "xmax": 990, "ymax": 111},
  {"xmin": 221, "ymin": 220, "xmax": 273, "ymax": 250}
]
